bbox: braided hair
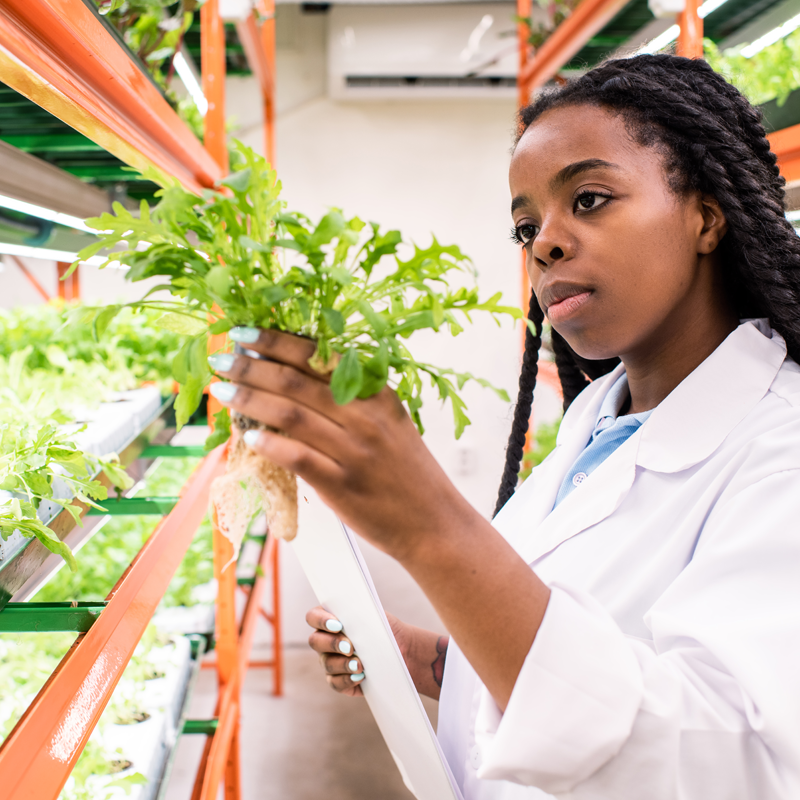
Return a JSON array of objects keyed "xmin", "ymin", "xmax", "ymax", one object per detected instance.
[{"xmin": 494, "ymin": 53, "xmax": 800, "ymax": 516}]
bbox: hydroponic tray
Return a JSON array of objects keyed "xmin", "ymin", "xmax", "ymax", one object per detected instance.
[{"xmin": 0, "ymin": 387, "xmax": 167, "ymax": 606}]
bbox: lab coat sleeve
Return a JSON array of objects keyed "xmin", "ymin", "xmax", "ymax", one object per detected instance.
[{"xmin": 474, "ymin": 470, "xmax": 800, "ymax": 798}]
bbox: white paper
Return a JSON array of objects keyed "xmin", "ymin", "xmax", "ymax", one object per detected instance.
[{"xmin": 291, "ymin": 480, "xmax": 464, "ymax": 800}]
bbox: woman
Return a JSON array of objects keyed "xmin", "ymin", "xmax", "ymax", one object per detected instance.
[{"xmin": 209, "ymin": 55, "xmax": 800, "ymax": 798}]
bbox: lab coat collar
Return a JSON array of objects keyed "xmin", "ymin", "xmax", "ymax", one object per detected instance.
[
  {"xmin": 637, "ymin": 319, "xmax": 786, "ymax": 472},
  {"xmin": 498, "ymin": 320, "xmax": 787, "ymax": 565}
]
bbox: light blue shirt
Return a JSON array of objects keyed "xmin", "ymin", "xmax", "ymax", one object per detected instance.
[{"xmin": 554, "ymin": 373, "xmax": 653, "ymax": 508}]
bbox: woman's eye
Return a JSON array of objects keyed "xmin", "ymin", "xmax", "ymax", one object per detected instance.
[
  {"xmin": 511, "ymin": 223, "xmax": 539, "ymax": 246},
  {"xmin": 575, "ymin": 193, "xmax": 610, "ymax": 211}
]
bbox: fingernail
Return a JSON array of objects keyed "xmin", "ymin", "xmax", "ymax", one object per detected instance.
[
  {"xmin": 348, "ymin": 659, "xmax": 359, "ymax": 672},
  {"xmin": 229, "ymin": 326, "xmax": 260, "ymax": 343},
  {"xmin": 325, "ymin": 619, "xmax": 343, "ymax": 633},
  {"xmin": 338, "ymin": 640, "xmax": 352, "ymax": 655},
  {"xmin": 208, "ymin": 353, "xmax": 235, "ymax": 372},
  {"xmin": 208, "ymin": 382, "xmax": 237, "ymax": 402},
  {"xmin": 351, "ymin": 672, "xmax": 365, "ymax": 683},
  {"xmin": 243, "ymin": 430, "xmax": 261, "ymax": 448}
]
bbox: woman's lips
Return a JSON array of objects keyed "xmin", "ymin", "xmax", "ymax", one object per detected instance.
[{"xmin": 546, "ymin": 290, "xmax": 592, "ymax": 323}]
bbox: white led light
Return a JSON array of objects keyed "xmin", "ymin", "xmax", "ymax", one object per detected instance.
[
  {"xmin": 0, "ymin": 242, "xmax": 125, "ymax": 268},
  {"xmin": 742, "ymin": 12, "xmax": 800, "ymax": 58},
  {"xmin": 635, "ymin": 0, "xmax": 731, "ymax": 55},
  {"xmin": 174, "ymin": 52, "xmax": 209, "ymax": 116},
  {"xmin": 636, "ymin": 24, "xmax": 680, "ymax": 54},
  {"xmin": 0, "ymin": 194, "xmax": 94, "ymax": 233},
  {"xmin": 698, "ymin": 0, "xmax": 728, "ymax": 19}
]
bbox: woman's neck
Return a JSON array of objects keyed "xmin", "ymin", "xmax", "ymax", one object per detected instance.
[{"xmin": 622, "ymin": 298, "xmax": 739, "ymax": 415}]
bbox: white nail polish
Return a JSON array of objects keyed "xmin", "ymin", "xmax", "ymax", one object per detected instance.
[
  {"xmin": 325, "ymin": 619, "xmax": 343, "ymax": 633},
  {"xmin": 351, "ymin": 672, "xmax": 365, "ymax": 683},
  {"xmin": 243, "ymin": 430, "xmax": 260, "ymax": 447},
  {"xmin": 208, "ymin": 382, "xmax": 237, "ymax": 402},
  {"xmin": 348, "ymin": 659, "xmax": 359, "ymax": 672},
  {"xmin": 338, "ymin": 640, "xmax": 352, "ymax": 655},
  {"xmin": 208, "ymin": 353, "xmax": 235, "ymax": 372}
]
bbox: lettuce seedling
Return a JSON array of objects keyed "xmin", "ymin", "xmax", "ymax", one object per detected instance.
[
  {"xmin": 73, "ymin": 141, "xmax": 523, "ymax": 440},
  {"xmin": 72, "ymin": 142, "xmax": 523, "ymax": 547}
]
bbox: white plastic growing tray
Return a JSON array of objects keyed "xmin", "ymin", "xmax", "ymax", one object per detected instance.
[{"xmin": 86, "ymin": 635, "xmax": 195, "ymax": 800}]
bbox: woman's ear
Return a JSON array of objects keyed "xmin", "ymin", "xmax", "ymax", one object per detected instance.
[{"xmin": 697, "ymin": 194, "xmax": 728, "ymax": 255}]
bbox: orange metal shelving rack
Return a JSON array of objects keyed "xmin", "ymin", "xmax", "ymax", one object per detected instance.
[{"xmin": 0, "ymin": 1, "xmax": 282, "ymax": 798}]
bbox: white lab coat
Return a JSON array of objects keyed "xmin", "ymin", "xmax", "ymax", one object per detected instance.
[{"xmin": 438, "ymin": 319, "xmax": 800, "ymax": 800}]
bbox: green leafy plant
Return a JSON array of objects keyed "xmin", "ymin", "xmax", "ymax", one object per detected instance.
[
  {"xmin": 517, "ymin": 1, "xmax": 580, "ymax": 51},
  {"xmin": 705, "ymin": 33, "xmax": 800, "ymax": 108},
  {"xmin": 75, "ymin": 141, "xmax": 522, "ymax": 439},
  {"xmin": 95, "ymin": 0, "xmax": 205, "ymax": 138},
  {"xmin": 0, "ymin": 417, "xmax": 134, "ymax": 570}
]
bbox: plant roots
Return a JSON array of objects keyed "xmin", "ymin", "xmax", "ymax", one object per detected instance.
[{"xmin": 210, "ymin": 412, "xmax": 298, "ymax": 565}]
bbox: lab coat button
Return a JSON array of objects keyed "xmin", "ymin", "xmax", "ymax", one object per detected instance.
[
  {"xmin": 469, "ymin": 745, "xmax": 482, "ymax": 770},
  {"xmin": 573, "ymin": 472, "xmax": 587, "ymax": 486}
]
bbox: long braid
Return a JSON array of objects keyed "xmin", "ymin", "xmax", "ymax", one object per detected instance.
[
  {"xmin": 551, "ymin": 330, "xmax": 590, "ymax": 412},
  {"xmin": 493, "ymin": 293, "xmax": 544, "ymax": 517},
  {"xmin": 495, "ymin": 53, "xmax": 800, "ymax": 509}
]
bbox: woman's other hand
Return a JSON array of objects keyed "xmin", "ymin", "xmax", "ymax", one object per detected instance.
[
  {"xmin": 306, "ymin": 606, "xmax": 448, "ymax": 700},
  {"xmin": 306, "ymin": 606, "xmax": 365, "ymax": 697}
]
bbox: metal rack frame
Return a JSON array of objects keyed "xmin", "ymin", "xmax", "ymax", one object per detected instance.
[{"xmin": 0, "ymin": 0, "xmax": 281, "ymax": 796}]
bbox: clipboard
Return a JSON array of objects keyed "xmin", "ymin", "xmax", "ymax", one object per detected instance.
[{"xmin": 291, "ymin": 479, "xmax": 464, "ymax": 800}]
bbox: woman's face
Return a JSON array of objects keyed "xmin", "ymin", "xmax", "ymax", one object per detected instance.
[{"xmin": 509, "ymin": 104, "xmax": 728, "ymax": 363}]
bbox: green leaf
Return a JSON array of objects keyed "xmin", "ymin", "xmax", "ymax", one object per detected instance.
[
  {"xmin": 239, "ymin": 235, "xmax": 270, "ymax": 253},
  {"xmin": 358, "ymin": 343, "xmax": 389, "ymax": 398},
  {"xmin": 204, "ymin": 407, "xmax": 231, "ymax": 451},
  {"xmin": 209, "ymin": 318, "xmax": 234, "ymax": 335},
  {"xmin": 172, "ymin": 340, "xmax": 192, "ymax": 384},
  {"xmin": 321, "ymin": 307, "xmax": 344, "ymax": 335},
  {"xmin": 175, "ymin": 375, "xmax": 207, "ymax": 430},
  {"xmin": 220, "ymin": 167, "xmax": 252, "ymax": 194},
  {"xmin": 93, "ymin": 304, "xmax": 122, "ymax": 341},
  {"xmin": 329, "ymin": 349, "xmax": 363, "ymax": 405},
  {"xmin": 356, "ymin": 300, "xmax": 387, "ymax": 336},
  {"xmin": 101, "ymin": 459, "xmax": 134, "ymax": 491},
  {"xmin": 155, "ymin": 312, "xmax": 207, "ymax": 336},
  {"xmin": 206, "ymin": 266, "xmax": 233, "ymax": 297},
  {"xmin": 190, "ymin": 335, "xmax": 210, "ymax": 379}
]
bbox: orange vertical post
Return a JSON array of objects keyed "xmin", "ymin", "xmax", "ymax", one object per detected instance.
[
  {"xmin": 677, "ymin": 0, "xmax": 703, "ymax": 59},
  {"xmin": 212, "ymin": 510, "xmax": 241, "ymax": 800},
  {"xmin": 201, "ymin": 0, "xmax": 228, "ymax": 173},
  {"xmin": 56, "ymin": 262, "xmax": 79, "ymax": 301},
  {"xmin": 271, "ymin": 536, "xmax": 283, "ymax": 695},
  {"xmin": 202, "ymin": 0, "xmax": 228, "ymax": 427},
  {"xmin": 255, "ymin": 0, "xmax": 277, "ymax": 165}
]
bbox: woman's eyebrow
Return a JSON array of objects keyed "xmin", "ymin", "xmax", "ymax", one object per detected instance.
[
  {"xmin": 512, "ymin": 159, "xmax": 622, "ymax": 213},
  {"xmin": 551, "ymin": 158, "xmax": 620, "ymax": 190}
]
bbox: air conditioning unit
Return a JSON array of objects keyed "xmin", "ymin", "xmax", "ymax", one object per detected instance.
[{"xmin": 328, "ymin": 3, "xmax": 520, "ymax": 99}]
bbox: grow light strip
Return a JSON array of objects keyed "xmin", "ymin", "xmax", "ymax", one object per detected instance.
[
  {"xmin": 0, "ymin": 241, "xmax": 125, "ymax": 268},
  {"xmin": 741, "ymin": 12, "xmax": 800, "ymax": 59},
  {"xmin": 0, "ymin": 194, "xmax": 94, "ymax": 233},
  {"xmin": 635, "ymin": 0, "xmax": 731, "ymax": 56},
  {"xmin": 174, "ymin": 52, "xmax": 209, "ymax": 117}
]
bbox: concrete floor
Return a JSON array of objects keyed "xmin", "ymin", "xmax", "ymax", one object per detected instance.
[{"xmin": 165, "ymin": 644, "xmax": 439, "ymax": 799}]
